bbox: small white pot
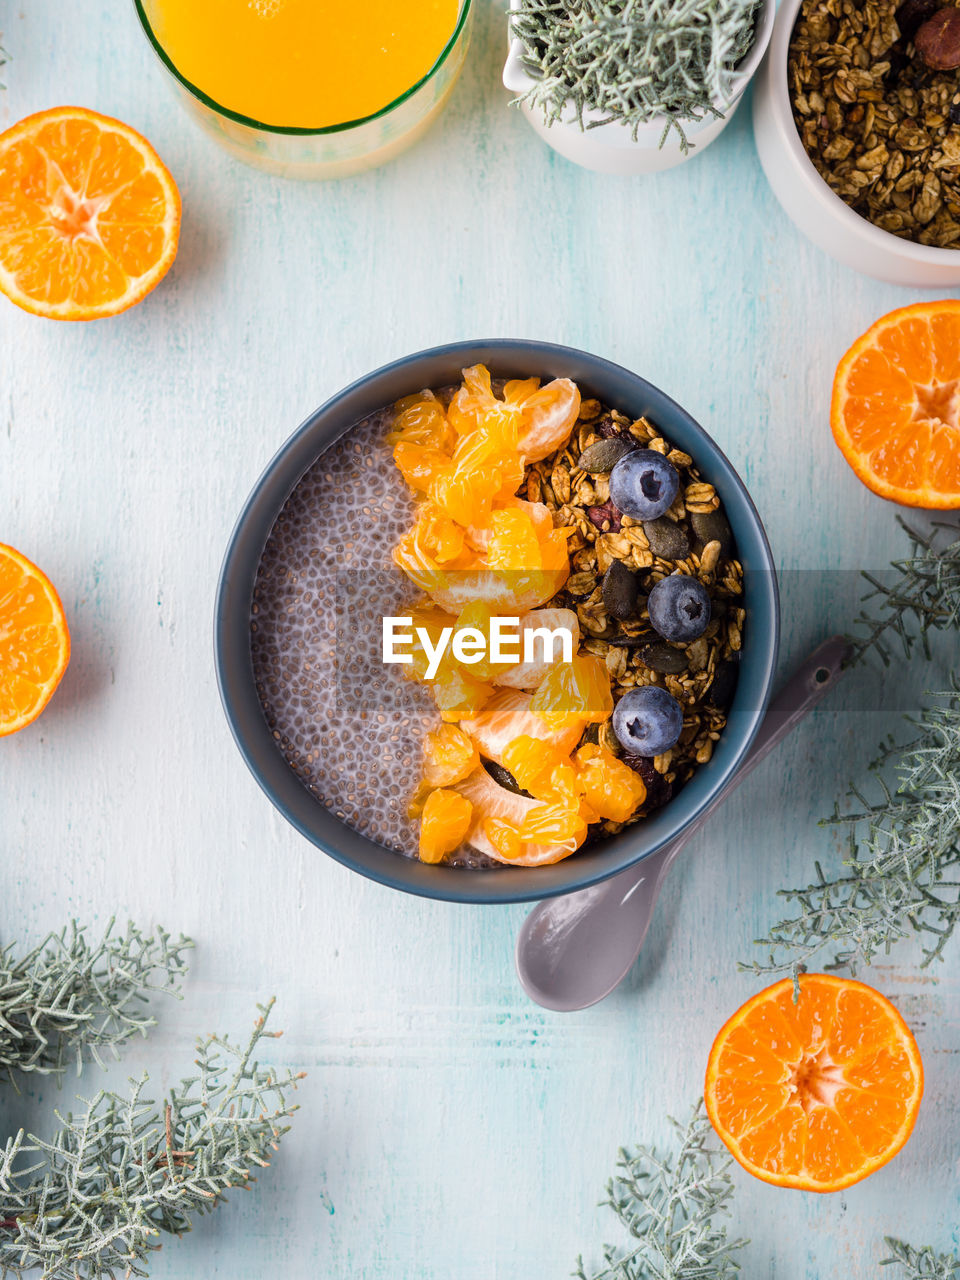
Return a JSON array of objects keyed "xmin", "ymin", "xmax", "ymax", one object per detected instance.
[
  {"xmin": 753, "ymin": 0, "xmax": 960, "ymax": 285},
  {"xmin": 502, "ymin": 0, "xmax": 775, "ymax": 175}
]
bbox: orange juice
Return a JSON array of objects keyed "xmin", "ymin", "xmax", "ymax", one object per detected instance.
[{"xmin": 142, "ymin": 0, "xmax": 461, "ymax": 129}]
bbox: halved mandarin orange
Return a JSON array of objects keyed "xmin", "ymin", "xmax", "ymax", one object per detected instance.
[
  {"xmin": 0, "ymin": 107, "xmax": 180, "ymax": 320},
  {"xmin": 0, "ymin": 544, "xmax": 71, "ymax": 736},
  {"xmin": 705, "ymin": 975, "xmax": 923, "ymax": 1193},
  {"xmin": 831, "ymin": 300, "xmax": 960, "ymax": 508}
]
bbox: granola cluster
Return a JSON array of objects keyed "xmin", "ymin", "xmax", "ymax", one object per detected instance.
[
  {"xmin": 790, "ymin": 0, "xmax": 960, "ymax": 247},
  {"xmin": 527, "ymin": 398, "xmax": 744, "ymax": 836}
]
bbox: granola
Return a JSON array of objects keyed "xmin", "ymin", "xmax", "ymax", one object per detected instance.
[
  {"xmin": 528, "ymin": 400, "xmax": 743, "ymax": 839},
  {"xmin": 789, "ymin": 0, "xmax": 960, "ymax": 247}
]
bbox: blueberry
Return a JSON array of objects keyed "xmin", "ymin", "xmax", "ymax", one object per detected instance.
[
  {"xmin": 647, "ymin": 573, "xmax": 711, "ymax": 643},
  {"xmin": 609, "ymin": 449, "xmax": 679, "ymax": 521},
  {"xmin": 613, "ymin": 686, "xmax": 683, "ymax": 756}
]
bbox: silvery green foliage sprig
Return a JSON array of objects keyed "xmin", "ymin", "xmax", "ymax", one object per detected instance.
[
  {"xmin": 510, "ymin": 0, "xmax": 762, "ymax": 150},
  {"xmin": 0, "ymin": 920, "xmax": 192, "ymax": 1086},
  {"xmin": 577, "ymin": 1103, "xmax": 959, "ymax": 1277},
  {"xmin": 743, "ymin": 518, "xmax": 960, "ymax": 979},
  {"xmin": 574, "ymin": 1101, "xmax": 747, "ymax": 1280},
  {"xmin": 883, "ymin": 1239, "xmax": 960, "ymax": 1278},
  {"xmin": 745, "ymin": 687, "xmax": 960, "ymax": 977},
  {"xmin": 848, "ymin": 519, "xmax": 960, "ymax": 666},
  {"xmin": 0, "ymin": 1000, "xmax": 303, "ymax": 1280}
]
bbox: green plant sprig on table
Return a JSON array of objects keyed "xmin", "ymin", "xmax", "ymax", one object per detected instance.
[
  {"xmin": 742, "ymin": 519, "xmax": 960, "ymax": 980},
  {"xmin": 574, "ymin": 1101, "xmax": 747, "ymax": 1280},
  {"xmin": 883, "ymin": 1239, "xmax": 960, "ymax": 1278},
  {"xmin": 0, "ymin": 920, "xmax": 192, "ymax": 1087},
  {"xmin": 509, "ymin": 0, "xmax": 763, "ymax": 150},
  {"xmin": 743, "ymin": 688, "xmax": 960, "ymax": 978},
  {"xmin": 577, "ymin": 1103, "xmax": 959, "ymax": 1278},
  {"xmin": 0, "ymin": 999, "xmax": 302, "ymax": 1280},
  {"xmin": 847, "ymin": 519, "xmax": 960, "ymax": 667}
]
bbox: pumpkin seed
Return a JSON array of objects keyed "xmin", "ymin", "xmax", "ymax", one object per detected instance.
[
  {"xmin": 705, "ymin": 658, "xmax": 739, "ymax": 710},
  {"xmin": 640, "ymin": 642, "xmax": 689, "ymax": 675},
  {"xmin": 576, "ymin": 437, "xmax": 636, "ymax": 474},
  {"xmin": 691, "ymin": 508, "xmax": 734, "ymax": 558},
  {"xmin": 482, "ymin": 758, "xmax": 531, "ymax": 798},
  {"xmin": 642, "ymin": 516, "xmax": 690, "ymax": 560},
  {"xmin": 602, "ymin": 558, "xmax": 640, "ymax": 621}
]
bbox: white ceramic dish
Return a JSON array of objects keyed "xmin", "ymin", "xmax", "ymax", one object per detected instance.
[
  {"xmin": 753, "ymin": 0, "xmax": 960, "ymax": 285},
  {"xmin": 502, "ymin": 0, "xmax": 775, "ymax": 175}
]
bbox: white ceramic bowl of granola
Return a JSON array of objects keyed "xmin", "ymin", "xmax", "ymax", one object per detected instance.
[
  {"xmin": 502, "ymin": 0, "xmax": 775, "ymax": 174},
  {"xmin": 753, "ymin": 0, "xmax": 960, "ymax": 285}
]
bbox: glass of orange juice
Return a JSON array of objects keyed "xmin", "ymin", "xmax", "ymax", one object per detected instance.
[{"xmin": 133, "ymin": 0, "xmax": 473, "ymax": 179}]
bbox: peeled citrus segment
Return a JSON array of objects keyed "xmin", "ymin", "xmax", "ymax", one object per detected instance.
[
  {"xmin": 831, "ymin": 300, "xmax": 960, "ymax": 508},
  {"xmin": 483, "ymin": 816, "xmax": 524, "ymax": 861},
  {"xmin": 421, "ymin": 723, "xmax": 480, "ymax": 789},
  {"xmin": 461, "ymin": 688, "xmax": 584, "ymax": 766},
  {"xmin": 517, "ymin": 798, "xmax": 587, "ymax": 848},
  {"xmin": 492, "ymin": 607, "xmax": 580, "ymax": 690},
  {"xmin": 454, "ymin": 767, "xmax": 577, "ymax": 866},
  {"xmin": 502, "ymin": 735, "xmax": 572, "ymax": 797},
  {"xmin": 395, "ymin": 560, "xmax": 569, "ymax": 616},
  {"xmin": 465, "ymin": 499, "xmax": 553, "ymax": 553},
  {"xmin": 387, "ymin": 391, "xmax": 455, "ymax": 451},
  {"xmin": 516, "ymin": 377, "xmax": 581, "ymax": 461},
  {"xmin": 418, "ymin": 788, "xmax": 473, "ymax": 864},
  {"xmin": 705, "ymin": 975, "xmax": 923, "ymax": 1192},
  {"xmin": 393, "ymin": 441, "xmax": 452, "ymax": 494},
  {"xmin": 574, "ymin": 743, "xmax": 646, "ymax": 822},
  {"xmin": 529, "ymin": 652, "xmax": 614, "ymax": 730},
  {"xmin": 0, "ymin": 107, "xmax": 180, "ymax": 320},
  {"xmin": 431, "ymin": 663, "xmax": 495, "ymax": 722},
  {"xmin": 0, "ymin": 544, "xmax": 70, "ymax": 736}
]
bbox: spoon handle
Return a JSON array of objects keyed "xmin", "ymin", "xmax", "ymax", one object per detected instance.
[
  {"xmin": 664, "ymin": 632, "xmax": 853, "ymax": 851},
  {"xmin": 514, "ymin": 636, "xmax": 853, "ymax": 1009}
]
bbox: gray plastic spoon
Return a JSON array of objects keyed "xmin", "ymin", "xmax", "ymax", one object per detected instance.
[{"xmin": 515, "ymin": 635, "xmax": 853, "ymax": 1012}]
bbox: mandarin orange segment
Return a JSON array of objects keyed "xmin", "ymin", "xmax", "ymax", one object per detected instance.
[
  {"xmin": 454, "ymin": 766, "xmax": 578, "ymax": 867},
  {"xmin": 421, "ymin": 723, "xmax": 480, "ymax": 789},
  {"xmin": 461, "ymin": 688, "xmax": 585, "ymax": 766},
  {"xmin": 393, "ymin": 441, "xmax": 452, "ymax": 494},
  {"xmin": 705, "ymin": 975, "xmax": 923, "ymax": 1192},
  {"xmin": 430, "ymin": 664, "xmax": 495, "ymax": 722},
  {"xmin": 517, "ymin": 799, "xmax": 587, "ymax": 849},
  {"xmin": 0, "ymin": 108, "xmax": 180, "ymax": 320},
  {"xmin": 516, "ymin": 377, "xmax": 581, "ymax": 462},
  {"xmin": 832, "ymin": 300, "xmax": 960, "ymax": 508},
  {"xmin": 483, "ymin": 816, "xmax": 524, "ymax": 861},
  {"xmin": 418, "ymin": 789, "xmax": 473, "ymax": 864},
  {"xmin": 736, "ymin": 1105, "xmax": 807, "ymax": 1178},
  {"xmin": 929, "ymin": 310, "xmax": 960, "ymax": 381},
  {"xmin": 0, "ymin": 544, "xmax": 71, "ymax": 736},
  {"xmin": 387, "ymin": 393, "xmax": 455, "ymax": 451},
  {"xmin": 574, "ymin": 743, "xmax": 646, "ymax": 822},
  {"xmin": 834, "ymin": 1088, "xmax": 905, "ymax": 1156},
  {"xmin": 828, "ymin": 984, "xmax": 901, "ymax": 1063},
  {"xmin": 486, "ymin": 508, "xmax": 545, "ymax": 572},
  {"xmin": 876, "ymin": 316, "xmax": 934, "ymax": 384},
  {"xmin": 530, "ymin": 652, "xmax": 614, "ymax": 730},
  {"xmin": 502, "ymin": 734, "xmax": 567, "ymax": 795},
  {"xmin": 803, "ymin": 1107, "xmax": 852, "ymax": 1185},
  {"xmin": 710, "ymin": 1077, "xmax": 789, "ymax": 1136},
  {"xmin": 714, "ymin": 1037, "xmax": 791, "ymax": 1086},
  {"xmin": 772, "ymin": 980, "xmax": 837, "ymax": 1050}
]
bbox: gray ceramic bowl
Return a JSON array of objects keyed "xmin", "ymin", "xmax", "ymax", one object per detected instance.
[{"xmin": 215, "ymin": 340, "xmax": 779, "ymax": 903}]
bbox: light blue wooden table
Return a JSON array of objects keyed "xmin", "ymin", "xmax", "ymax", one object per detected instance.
[{"xmin": 2, "ymin": 2, "xmax": 958, "ymax": 1275}]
